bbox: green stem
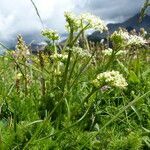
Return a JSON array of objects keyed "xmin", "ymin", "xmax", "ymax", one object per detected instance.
[
  {"xmin": 70, "ymin": 52, "xmax": 95, "ymax": 89},
  {"xmin": 81, "ymin": 90, "xmax": 150, "ymax": 148},
  {"xmin": 67, "ymin": 54, "xmax": 79, "ymax": 88},
  {"xmin": 71, "ymin": 24, "xmax": 90, "ymax": 46},
  {"xmin": 61, "ymin": 27, "xmax": 74, "ymax": 93}
]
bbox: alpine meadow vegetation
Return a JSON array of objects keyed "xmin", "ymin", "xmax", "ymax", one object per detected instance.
[{"xmin": 0, "ymin": 11, "xmax": 150, "ymax": 150}]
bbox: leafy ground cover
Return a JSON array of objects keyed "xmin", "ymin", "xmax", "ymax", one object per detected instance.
[{"xmin": 0, "ymin": 12, "xmax": 150, "ymax": 149}]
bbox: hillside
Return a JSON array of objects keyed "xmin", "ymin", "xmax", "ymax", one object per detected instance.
[{"xmin": 88, "ymin": 13, "xmax": 150, "ymax": 42}]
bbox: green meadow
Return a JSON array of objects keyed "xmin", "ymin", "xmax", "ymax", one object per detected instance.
[{"xmin": 0, "ymin": 11, "xmax": 150, "ymax": 149}]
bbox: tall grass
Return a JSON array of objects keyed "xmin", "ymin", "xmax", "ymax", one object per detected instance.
[{"xmin": 0, "ymin": 11, "xmax": 150, "ymax": 150}]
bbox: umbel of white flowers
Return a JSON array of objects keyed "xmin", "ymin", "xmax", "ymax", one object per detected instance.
[
  {"xmin": 93, "ymin": 70, "xmax": 128, "ymax": 89},
  {"xmin": 64, "ymin": 12, "xmax": 108, "ymax": 33},
  {"xmin": 71, "ymin": 46, "xmax": 92, "ymax": 57},
  {"xmin": 102, "ymin": 48, "xmax": 127, "ymax": 56},
  {"xmin": 110, "ymin": 29, "xmax": 147, "ymax": 46},
  {"xmin": 41, "ymin": 12, "xmax": 107, "ymax": 42}
]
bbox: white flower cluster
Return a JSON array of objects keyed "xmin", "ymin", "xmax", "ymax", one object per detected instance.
[
  {"xmin": 41, "ymin": 29, "xmax": 60, "ymax": 41},
  {"xmin": 102, "ymin": 48, "xmax": 113, "ymax": 56},
  {"xmin": 50, "ymin": 53, "xmax": 68, "ymax": 61},
  {"xmin": 80, "ymin": 13, "xmax": 108, "ymax": 32},
  {"xmin": 64, "ymin": 12, "xmax": 107, "ymax": 32},
  {"xmin": 64, "ymin": 12, "xmax": 80, "ymax": 31},
  {"xmin": 102, "ymin": 48, "xmax": 127, "ymax": 56},
  {"xmin": 127, "ymin": 34, "xmax": 147, "ymax": 45},
  {"xmin": 72, "ymin": 47, "xmax": 92, "ymax": 57},
  {"xmin": 110, "ymin": 29, "xmax": 130, "ymax": 43},
  {"xmin": 111, "ymin": 29, "xmax": 147, "ymax": 46},
  {"xmin": 93, "ymin": 70, "xmax": 128, "ymax": 89}
]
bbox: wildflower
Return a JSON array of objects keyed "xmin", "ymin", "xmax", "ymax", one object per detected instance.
[
  {"xmin": 15, "ymin": 35, "xmax": 30, "ymax": 58},
  {"xmin": 64, "ymin": 12, "xmax": 107, "ymax": 32},
  {"xmin": 93, "ymin": 70, "xmax": 128, "ymax": 89},
  {"xmin": 127, "ymin": 34, "xmax": 147, "ymax": 45},
  {"xmin": 39, "ymin": 53, "xmax": 50, "ymax": 64},
  {"xmin": 116, "ymin": 50, "xmax": 127, "ymax": 55},
  {"xmin": 102, "ymin": 48, "xmax": 127, "ymax": 56},
  {"xmin": 41, "ymin": 29, "xmax": 60, "ymax": 41},
  {"xmin": 64, "ymin": 11, "xmax": 80, "ymax": 32},
  {"xmin": 110, "ymin": 29, "xmax": 130, "ymax": 45},
  {"xmin": 102, "ymin": 48, "xmax": 113, "ymax": 56},
  {"xmin": 72, "ymin": 46, "xmax": 92, "ymax": 57},
  {"xmin": 110, "ymin": 29, "xmax": 147, "ymax": 46},
  {"xmin": 50, "ymin": 53, "xmax": 68, "ymax": 61},
  {"xmin": 80, "ymin": 13, "xmax": 108, "ymax": 32}
]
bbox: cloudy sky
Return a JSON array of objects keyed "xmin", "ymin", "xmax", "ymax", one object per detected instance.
[{"xmin": 0, "ymin": 0, "xmax": 145, "ymax": 44}]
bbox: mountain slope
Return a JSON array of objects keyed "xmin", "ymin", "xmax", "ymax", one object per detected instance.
[
  {"xmin": 88, "ymin": 13, "xmax": 150, "ymax": 42},
  {"xmin": 108, "ymin": 13, "xmax": 150, "ymax": 33}
]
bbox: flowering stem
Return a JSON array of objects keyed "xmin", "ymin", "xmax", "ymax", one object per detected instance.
[
  {"xmin": 105, "ymin": 47, "xmax": 121, "ymax": 70},
  {"xmin": 55, "ymin": 27, "xmax": 74, "ymax": 128},
  {"xmin": 71, "ymin": 24, "xmax": 90, "ymax": 46},
  {"xmin": 53, "ymin": 40, "xmax": 57, "ymax": 55},
  {"xmin": 39, "ymin": 52, "xmax": 45, "ymax": 96},
  {"xmin": 61, "ymin": 28, "xmax": 74, "ymax": 92},
  {"xmin": 81, "ymin": 21, "xmax": 90, "ymax": 51},
  {"xmin": 23, "ymin": 57, "xmax": 28, "ymax": 96},
  {"xmin": 70, "ymin": 51, "xmax": 95, "ymax": 89},
  {"xmin": 68, "ymin": 53, "xmax": 79, "ymax": 87}
]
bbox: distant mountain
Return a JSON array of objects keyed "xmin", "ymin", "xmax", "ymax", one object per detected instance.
[
  {"xmin": 108, "ymin": 13, "xmax": 150, "ymax": 33},
  {"xmin": 88, "ymin": 13, "xmax": 150, "ymax": 42},
  {"xmin": 29, "ymin": 42, "xmax": 47, "ymax": 54}
]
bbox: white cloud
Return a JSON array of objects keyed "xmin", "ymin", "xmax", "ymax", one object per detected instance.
[
  {"xmin": 0, "ymin": 0, "xmax": 75, "ymax": 42},
  {"xmin": 0, "ymin": 0, "xmax": 145, "ymax": 44}
]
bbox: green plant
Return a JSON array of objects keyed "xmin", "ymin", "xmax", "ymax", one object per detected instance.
[{"xmin": 0, "ymin": 11, "xmax": 149, "ymax": 149}]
